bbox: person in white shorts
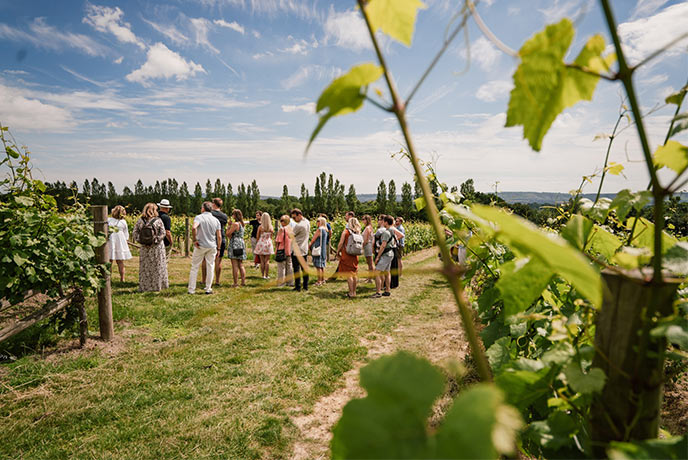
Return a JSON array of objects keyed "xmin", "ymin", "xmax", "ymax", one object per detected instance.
[{"xmin": 372, "ymin": 215, "xmax": 396, "ymax": 298}]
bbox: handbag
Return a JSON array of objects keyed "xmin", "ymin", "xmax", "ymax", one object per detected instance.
[
  {"xmin": 233, "ymin": 247, "xmax": 244, "ymax": 257},
  {"xmin": 312, "ymin": 245, "xmax": 321, "ymax": 257},
  {"xmin": 275, "ymin": 249, "xmax": 286, "ymax": 262}
]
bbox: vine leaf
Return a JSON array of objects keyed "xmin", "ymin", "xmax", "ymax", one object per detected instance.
[
  {"xmin": 456, "ymin": 204, "xmax": 603, "ymax": 308},
  {"xmin": 306, "ymin": 63, "xmax": 383, "ymax": 152},
  {"xmin": 496, "ymin": 257, "xmax": 554, "ymax": 317},
  {"xmin": 665, "ymin": 85, "xmax": 687, "ymax": 105},
  {"xmin": 669, "ymin": 113, "xmax": 688, "ymax": 138},
  {"xmin": 563, "ymin": 362, "xmax": 606, "ymax": 394},
  {"xmin": 653, "ymin": 140, "xmax": 688, "ymax": 175},
  {"xmin": 608, "ymin": 435, "xmax": 687, "ymax": 459},
  {"xmin": 366, "ymin": 0, "xmax": 427, "ymax": 47},
  {"xmin": 506, "ymin": 19, "xmax": 611, "ymax": 151},
  {"xmin": 610, "ymin": 189, "xmax": 652, "ymax": 221},
  {"xmin": 331, "ymin": 352, "xmax": 522, "ymax": 459},
  {"xmin": 626, "ymin": 217, "xmax": 677, "ymax": 255}
]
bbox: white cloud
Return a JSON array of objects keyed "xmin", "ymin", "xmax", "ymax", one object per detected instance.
[
  {"xmin": 252, "ymin": 51, "xmax": 274, "ymax": 60},
  {"xmin": 3, "ymin": 70, "xmax": 29, "ymax": 76},
  {"xmin": 83, "ymin": 4, "xmax": 145, "ymax": 49},
  {"xmin": 230, "ymin": 122, "xmax": 269, "ymax": 133},
  {"xmin": 281, "ymin": 65, "xmax": 342, "ymax": 90},
  {"xmin": 142, "ymin": 17, "xmax": 188, "ymax": 45},
  {"xmin": 281, "ymin": 102, "xmax": 315, "ymax": 113},
  {"xmin": 194, "ymin": 0, "xmax": 320, "ymax": 21},
  {"xmin": 538, "ymin": 0, "xmax": 583, "ymax": 22},
  {"xmin": 113, "ymin": 56, "xmax": 124, "ymax": 64},
  {"xmin": 214, "ymin": 19, "xmax": 245, "ymax": 34},
  {"xmin": 189, "ymin": 18, "xmax": 219, "ymax": 53},
  {"xmin": 616, "ymin": 2, "xmax": 688, "ymax": 64},
  {"xmin": 0, "ymin": 83, "xmax": 75, "ymax": 131},
  {"xmin": 61, "ymin": 65, "xmax": 108, "ymax": 88},
  {"xmin": 279, "ymin": 36, "xmax": 318, "ymax": 55},
  {"xmin": 126, "ymin": 43, "xmax": 205, "ymax": 85},
  {"xmin": 462, "ymin": 37, "xmax": 501, "ymax": 72},
  {"xmin": 0, "ymin": 18, "xmax": 108, "ymax": 56},
  {"xmin": 631, "ymin": 0, "xmax": 670, "ymax": 19},
  {"xmin": 252, "ymin": 30, "xmax": 261, "ymax": 39},
  {"xmin": 476, "ymin": 80, "xmax": 513, "ymax": 102},
  {"xmin": 323, "ymin": 8, "xmax": 370, "ymax": 51}
]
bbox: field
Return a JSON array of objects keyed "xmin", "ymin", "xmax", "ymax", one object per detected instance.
[{"xmin": 0, "ymin": 248, "xmax": 464, "ymax": 459}]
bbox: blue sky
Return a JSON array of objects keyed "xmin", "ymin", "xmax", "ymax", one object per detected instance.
[{"xmin": 0, "ymin": 0, "xmax": 687, "ymax": 195}]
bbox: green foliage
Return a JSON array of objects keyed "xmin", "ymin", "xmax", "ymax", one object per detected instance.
[
  {"xmin": 607, "ymin": 435, "xmax": 687, "ymax": 459},
  {"xmin": 365, "ymin": 0, "xmax": 426, "ymax": 47},
  {"xmin": 506, "ymin": 19, "xmax": 612, "ymax": 151},
  {"xmin": 307, "ymin": 63, "xmax": 383, "ymax": 151},
  {"xmin": 653, "ymin": 140, "xmax": 688, "ymax": 175},
  {"xmin": 331, "ymin": 352, "xmax": 521, "ymax": 459},
  {"xmin": 0, "ymin": 127, "xmax": 105, "ymax": 306}
]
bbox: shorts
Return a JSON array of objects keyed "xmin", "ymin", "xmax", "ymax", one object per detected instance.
[
  {"xmin": 250, "ymin": 237, "xmax": 257, "ymax": 250},
  {"xmin": 364, "ymin": 244, "xmax": 373, "ymax": 258},
  {"xmin": 397, "ymin": 245, "xmax": 404, "ymax": 257},
  {"xmin": 218, "ymin": 240, "xmax": 226, "ymax": 258},
  {"xmin": 375, "ymin": 252, "xmax": 393, "ymax": 272}
]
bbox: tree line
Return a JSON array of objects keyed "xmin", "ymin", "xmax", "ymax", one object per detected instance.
[{"xmin": 45, "ymin": 172, "xmax": 423, "ymax": 219}]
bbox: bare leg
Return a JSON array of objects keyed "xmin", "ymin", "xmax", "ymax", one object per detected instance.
[
  {"xmin": 239, "ymin": 261, "xmax": 246, "ymax": 285},
  {"xmin": 366, "ymin": 256, "xmax": 374, "ymax": 282},
  {"xmin": 214, "ymin": 254, "xmax": 222, "ymax": 285},
  {"xmin": 116, "ymin": 260, "xmax": 125, "ymax": 282},
  {"xmin": 384, "ymin": 272, "xmax": 391, "ymax": 293},
  {"xmin": 231, "ymin": 259, "xmax": 239, "ymax": 286}
]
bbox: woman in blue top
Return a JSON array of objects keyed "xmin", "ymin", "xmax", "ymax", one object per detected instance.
[{"xmin": 309, "ymin": 217, "xmax": 329, "ymax": 286}]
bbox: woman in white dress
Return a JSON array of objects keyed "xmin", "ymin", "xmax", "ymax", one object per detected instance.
[{"xmin": 108, "ymin": 205, "xmax": 132, "ymax": 282}]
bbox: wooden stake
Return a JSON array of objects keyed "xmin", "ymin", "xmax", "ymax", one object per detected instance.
[
  {"xmin": 91, "ymin": 205, "xmax": 114, "ymax": 341},
  {"xmin": 73, "ymin": 288, "xmax": 88, "ymax": 348},
  {"xmin": 185, "ymin": 217, "xmax": 190, "ymax": 258},
  {"xmin": 590, "ymin": 269, "xmax": 680, "ymax": 453}
]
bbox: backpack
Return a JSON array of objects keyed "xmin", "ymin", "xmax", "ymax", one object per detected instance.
[
  {"xmin": 345, "ymin": 230, "xmax": 364, "ymax": 256},
  {"xmin": 138, "ymin": 217, "xmax": 160, "ymax": 246}
]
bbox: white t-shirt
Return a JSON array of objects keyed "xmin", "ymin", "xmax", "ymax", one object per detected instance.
[
  {"xmin": 292, "ymin": 218, "xmax": 311, "ymax": 254},
  {"xmin": 194, "ymin": 212, "xmax": 221, "ymax": 249}
]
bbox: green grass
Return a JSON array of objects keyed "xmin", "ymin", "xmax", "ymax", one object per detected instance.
[{"xmin": 0, "ymin": 250, "xmax": 448, "ymax": 459}]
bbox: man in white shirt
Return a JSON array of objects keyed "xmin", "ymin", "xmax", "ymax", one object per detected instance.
[
  {"xmin": 290, "ymin": 208, "xmax": 311, "ymax": 291},
  {"xmin": 188, "ymin": 202, "xmax": 221, "ymax": 294}
]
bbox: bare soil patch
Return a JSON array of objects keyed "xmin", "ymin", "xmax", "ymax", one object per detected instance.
[{"xmin": 662, "ymin": 373, "xmax": 688, "ymax": 436}]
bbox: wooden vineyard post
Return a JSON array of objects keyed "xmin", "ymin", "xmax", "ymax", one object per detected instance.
[
  {"xmin": 185, "ymin": 217, "xmax": 190, "ymax": 257},
  {"xmin": 91, "ymin": 205, "xmax": 114, "ymax": 341},
  {"xmin": 590, "ymin": 269, "xmax": 681, "ymax": 454}
]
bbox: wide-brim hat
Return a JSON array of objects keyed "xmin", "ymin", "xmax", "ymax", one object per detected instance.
[{"xmin": 157, "ymin": 199, "xmax": 172, "ymax": 208}]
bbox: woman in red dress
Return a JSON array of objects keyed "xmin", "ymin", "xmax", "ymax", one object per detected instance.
[{"xmin": 336, "ymin": 217, "xmax": 361, "ymax": 298}]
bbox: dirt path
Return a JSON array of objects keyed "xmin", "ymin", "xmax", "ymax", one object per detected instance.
[{"xmin": 290, "ymin": 248, "xmax": 466, "ymax": 460}]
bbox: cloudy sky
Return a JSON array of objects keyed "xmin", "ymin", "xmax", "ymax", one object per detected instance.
[{"xmin": 0, "ymin": 0, "xmax": 687, "ymax": 195}]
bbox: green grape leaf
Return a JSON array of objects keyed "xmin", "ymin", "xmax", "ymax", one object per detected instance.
[
  {"xmin": 587, "ymin": 225, "xmax": 623, "ymax": 261},
  {"xmin": 331, "ymin": 351, "xmax": 444, "ymax": 459},
  {"xmin": 651, "ymin": 318, "xmax": 688, "ymax": 350},
  {"xmin": 561, "ymin": 214, "xmax": 592, "ymax": 250},
  {"xmin": 665, "ymin": 85, "xmax": 687, "ymax": 105},
  {"xmin": 663, "ymin": 242, "xmax": 688, "ymax": 275},
  {"xmin": 414, "ymin": 196, "xmax": 426, "ymax": 211},
  {"xmin": 606, "ymin": 162, "xmax": 624, "ymax": 175},
  {"xmin": 610, "ymin": 189, "xmax": 652, "ymax": 221},
  {"xmin": 563, "ymin": 362, "xmax": 606, "ymax": 394},
  {"xmin": 653, "ymin": 140, "xmax": 688, "ymax": 174},
  {"xmin": 14, "ymin": 195, "xmax": 34, "ymax": 206},
  {"xmin": 307, "ymin": 63, "xmax": 383, "ymax": 152},
  {"xmin": 506, "ymin": 19, "xmax": 608, "ymax": 151},
  {"xmin": 669, "ymin": 113, "xmax": 688, "ymax": 138},
  {"xmin": 12, "ymin": 253, "xmax": 29, "ymax": 266},
  {"xmin": 434, "ymin": 384, "xmax": 523, "ymax": 459},
  {"xmin": 496, "ymin": 367, "xmax": 555, "ymax": 410},
  {"xmin": 462, "ymin": 204, "xmax": 602, "ymax": 309},
  {"xmin": 366, "ymin": 0, "xmax": 427, "ymax": 46},
  {"xmin": 74, "ymin": 245, "xmax": 94, "ymax": 261},
  {"xmin": 626, "ymin": 217, "xmax": 677, "ymax": 255},
  {"xmin": 608, "ymin": 435, "xmax": 687, "ymax": 459},
  {"xmin": 486, "ymin": 336, "xmax": 512, "ymax": 372},
  {"xmin": 496, "ymin": 257, "xmax": 554, "ymax": 316}
]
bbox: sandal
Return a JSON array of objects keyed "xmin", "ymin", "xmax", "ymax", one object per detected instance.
[{"xmin": 371, "ymin": 292, "xmax": 382, "ymax": 298}]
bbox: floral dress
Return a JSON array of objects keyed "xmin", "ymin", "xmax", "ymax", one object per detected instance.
[
  {"xmin": 133, "ymin": 217, "xmax": 169, "ymax": 292},
  {"xmin": 254, "ymin": 228, "xmax": 274, "ymax": 255},
  {"xmin": 228, "ymin": 224, "xmax": 247, "ymax": 260}
]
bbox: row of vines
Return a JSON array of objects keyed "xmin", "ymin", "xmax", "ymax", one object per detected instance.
[{"xmin": 306, "ymin": 0, "xmax": 688, "ymax": 459}]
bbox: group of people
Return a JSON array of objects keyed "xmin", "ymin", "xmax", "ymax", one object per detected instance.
[{"xmin": 106, "ymin": 198, "xmax": 407, "ymax": 299}]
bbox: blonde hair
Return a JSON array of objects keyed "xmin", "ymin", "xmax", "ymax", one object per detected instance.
[
  {"xmin": 142, "ymin": 203, "xmax": 158, "ymax": 220},
  {"xmin": 280, "ymin": 214, "xmax": 290, "ymax": 225},
  {"xmin": 349, "ymin": 217, "xmax": 361, "ymax": 234},
  {"xmin": 111, "ymin": 205, "xmax": 126, "ymax": 219},
  {"xmin": 260, "ymin": 212, "xmax": 273, "ymax": 233},
  {"xmin": 316, "ymin": 216, "xmax": 327, "ymax": 227}
]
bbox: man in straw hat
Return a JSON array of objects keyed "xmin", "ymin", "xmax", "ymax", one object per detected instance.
[{"xmin": 157, "ymin": 199, "xmax": 173, "ymax": 260}]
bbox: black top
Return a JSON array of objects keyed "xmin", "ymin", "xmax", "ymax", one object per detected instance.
[
  {"xmin": 249, "ymin": 219, "xmax": 260, "ymax": 238},
  {"xmin": 211, "ymin": 209, "xmax": 228, "ymax": 242},
  {"xmin": 159, "ymin": 211, "xmax": 172, "ymax": 247}
]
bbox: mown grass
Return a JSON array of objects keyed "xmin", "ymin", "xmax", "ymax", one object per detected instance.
[{"xmin": 0, "ymin": 250, "xmax": 446, "ymax": 459}]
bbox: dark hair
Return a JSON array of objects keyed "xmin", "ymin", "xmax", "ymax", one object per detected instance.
[
  {"xmin": 345, "ymin": 211, "xmax": 355, "ymax": 217},
  {"xmin": 232, "ymin": 209, "xmax": 244, "ymax": 222},
  {"xmin": 319, "ymin": 213, "xmax": 328, "ymax": 219},
  {"xmin": 384, "ymin": 215, "xmax": 394, "ymax": 225},
  {"xmin": 395, "ymin": 216, "xmax": 404, "ymax": 223},
  {"xmin": 202, "ymin": 201, "xmax": 213, "ymax": 212},
  {"xmin": 212, "ymin": 197, "xmax": 223, "ymax": 208},
  {"xmin": 291, "ymin": 208, "xmax": 302, "ymax": 216}
]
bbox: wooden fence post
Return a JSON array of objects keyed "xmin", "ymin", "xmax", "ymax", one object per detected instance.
[
  {"xmin": 72, "ymin": 288, "xmax": 88, "ymax": 348},
  {"xmin": 590, "ymin": 269, "xmax": 681, "ymax": 455},
  {"xmin": 91, "ymin": 205, "xmax": 114, "ymax": 341},
  {"xmin": 185, "ymin": 217, "xmax": 190, "ymax": 257}
]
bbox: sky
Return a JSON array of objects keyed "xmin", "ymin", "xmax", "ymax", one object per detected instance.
[{"xmin": 0, "ymin": 0, "xmax": 687, "ymax": 196}]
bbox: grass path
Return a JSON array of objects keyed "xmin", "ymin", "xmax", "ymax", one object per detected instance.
[{"xmin": 1, "ymin": 248, "xmax": 466, "ymax": 459}]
